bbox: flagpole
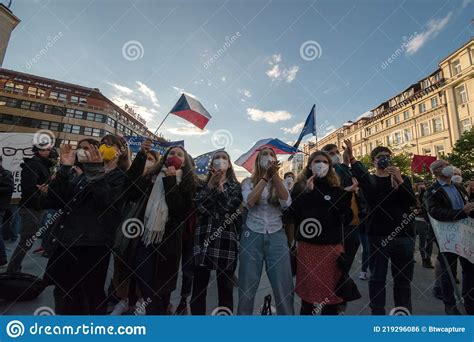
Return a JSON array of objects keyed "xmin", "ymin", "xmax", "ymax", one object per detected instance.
[
  {"xmin": 154, "ymin": 112, "xmax": 170, "ymax": 136},
  {"xmin": 314, "ymin": 104, "xmax": 318, "ymax": 150}
]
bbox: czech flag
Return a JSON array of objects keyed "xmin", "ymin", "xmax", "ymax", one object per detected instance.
[
  {"xmin": 169, "ymin": 93, "xmax": 212, "ymax": 130},
  {"xmin": 235, "ymin": 138, "xmax": 300, "ymax": 173}
]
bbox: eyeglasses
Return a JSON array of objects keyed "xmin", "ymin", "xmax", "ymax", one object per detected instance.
[{"xmin": 2, "ymin": 147, "xmax": 35, "ymax": 157}]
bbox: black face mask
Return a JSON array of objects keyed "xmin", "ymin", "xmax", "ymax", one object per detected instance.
[{"xmin": 376, "ymin": 155, "xmax": 391, "ymax": 169}]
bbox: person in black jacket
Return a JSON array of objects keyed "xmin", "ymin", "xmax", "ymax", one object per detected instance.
[
  {"xmin": 7, "ymin": 145, "xmax": 51, "ymax": 272},
  {"xmin": 424, "ymin": 159, "xmax": 474, "ymax": 315},
  {"xmin": 42, "ymin": 135, "xmax": 132, "ymax": 315},
  {"xmin": 126, "ymin": 145, "xmax": 197, "ymax": 315},
  {"xmin": 0, "ymin": 155, "xmax": 14, "ymax": 267},
  {"xmin": 288, "ymin": 150, "xmax": 355, "ymax": 315},
  {"xmin": 345, "ymin": 141, "xmax": 416, "ymax": 315}
]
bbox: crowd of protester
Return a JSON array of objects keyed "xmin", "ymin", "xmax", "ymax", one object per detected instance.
[{"xmin": 0, "ymin": 133, "xmax": 473, "ymax": 315}]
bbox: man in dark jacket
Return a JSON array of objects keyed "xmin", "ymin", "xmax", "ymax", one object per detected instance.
[
  {"xmin": 0, "ymin": 155, "xmax": 14, "ymax": 267},
  {"xmin": 7, "ymin": 145, "xmax": 51, "ymax": 272},
  {"xmin": 345, "ymin": 141, "xmax": 416, "ymax": 315},
  {"xmin": 424, "ymin": 159, "xmax": 474, "ymax": 315}
]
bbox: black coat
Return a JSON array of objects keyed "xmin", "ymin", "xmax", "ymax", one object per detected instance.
[
  {"xmin": 424, "ymin": 180, "xmax": 472, "ymax": 222},
  {"xmin": 19, "ymin": 155, "xmax": 52, "ymax": 209},
  {"xmin": 288, "ymin": 179, "xmax": 353, "ymax": 245},
  {"xmin": 0, "ymin": 166, "xmax": 14, "ymax": 210},
  {"xmin": 126, "ymin": 156, "xmax": 194, "ymax": 295}
]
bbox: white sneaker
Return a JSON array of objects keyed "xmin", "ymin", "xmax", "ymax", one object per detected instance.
[
  {"xmin": 134, "ymin": 298, "xmax": 146, "ymax": 315},
  {"xmin": 358, "ymin": 271, "xmax": 368, "ymax": 280},
  {"xmin": 110, "ymin": 299, "xmax": 129, "ymax": 315}
]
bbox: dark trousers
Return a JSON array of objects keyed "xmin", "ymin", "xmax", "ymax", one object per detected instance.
[
  {"xmin": 368, "ymin": 235, "xmax": 415, "ymax": 315},
  {"xmin": 416, "ymin": 220, "xmax": 435, "ymax": 259},
  {"xmin": 53, "ymin": 246, "xmax": 110, "ymax": 315},
  {"xmin": 360, "ymin": 232, "xmax": 369, "ymax": 273},
  {"xmin": 180, "ymin": 237, "xmax": 194, "ymax": 298},
  {"xmin": 0, "ymin": 210, "xmax": 6, "ymax": 263},
  {"xmin": 190, "ymin": 266, "xmax": 234, "ymax": 315},
  {"xmin": 343, "ymin": 225, "xmax": 360, "ymax": 271},
  {"xmin": 438, "ymin": 252, "xmax": 474, "ymax": 314},
  {"xmin": 300, "ymin": 300, "xmax": 339, "ymax": 315},
  {"xmin": 135, "ymin": 243, "xmax": 171, "ymax": 315}
]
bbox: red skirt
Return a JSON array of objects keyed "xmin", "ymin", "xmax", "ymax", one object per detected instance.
[{"xmin": 295, "ymin": 242, "xmax": 344, "ymax": 304}]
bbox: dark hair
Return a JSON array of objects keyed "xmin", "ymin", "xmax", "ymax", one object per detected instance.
[
  {"xmin": 370, "ymin": 146, "xmax": 392, "ymax": 161},
  {"xmin": 205, "ymin": 150, "xmax": 238, "ymax": 184},
  {"xmin": 100, "ymin": 134, "xmax": 130, "ymax": 170},
  {"xmin": 322, "ymin": 144, "xmax": 338, "ymax": 152},
  {"xmin": 283, "ymin": 172, "xmax": 295, "ymax": 179},
  {"xmin": 146, "ymin": 150, "xmax": 160, "ymax": 162},
  {"xmin": 146, "ymin": 145, "xmax": 197, "ymax": 195}
]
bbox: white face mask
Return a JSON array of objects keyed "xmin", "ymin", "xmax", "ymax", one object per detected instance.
[
  {"xmin": 451, "ymin": 175, "xmax": 462, "ymax": 184},
  {"xmin": 145, "ymin": 160, "xmax": 155, "ymax": 170},
  {"xmin": 284, "ymin": 177, "xmax": 294, "ymax": 189},
  {"xmin": 76, "ymin": 148, "xmax": 90, "ymax": 163},
  {"xmin": 259, "ymin": 155, "xmax": 275, "ymax": 169},
  {"xmin": 441, "ymin": 165, "xmax": 454, "ymax": 177},
  {"xmin": 331, "ymin": 154, "xmax": 341, "ymax": 165},
  {"xmin": 213, "ymin": 158, "xmax": 229, "ymax": 171},
  {"xmin": 311, "ymin": 162, "xmax": 329, "ymax": 178}
]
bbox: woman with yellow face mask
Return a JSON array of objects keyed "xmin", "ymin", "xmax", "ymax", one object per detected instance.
[{"xmin": 98, "ymin": 135, "xmax": 130, "ymax": 172}]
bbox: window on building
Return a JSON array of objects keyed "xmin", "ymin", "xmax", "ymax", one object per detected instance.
[
  {"xmin": 20, "ymin": 101, "xmax": 31, "ymax": 110},
  {"xmin": 404, "ymin": 128, "xmax": 412, "ymax": 141},
  {"xmin": 394, "ymin": 115, "xmax": 400, "ymax": 124},
  {"xmin": 434, "ymin": 72, "xmax": 442, "ymax": 82},
  {"xmin": 403, "ymin": 110, "xmax": 410, "ymax": 120},
  {"xmin": 461, "ymin": 118, "xmax": 472, "ymax": 133},
  {"xmin": 79, "ymin": 97, "xmax": 87, "ymax": 104},
  {"xmin": 84, "ymin": 127, "xmax": 101, "ymax": 137},
  {"xmin": 431, "ymin": 97, "xmax": 438, "ymax": 108},
  {"xmin": 386, "ymin": 119, "xmax": 391, "ymax": 127},
  {"xmin": 37, "ymin": 88, "xmax": 46, "ymax": 97},
  {"xmin": 58, "ymin": 93, "xmax": 67, "ymax": 102},
  {"xmin": 422, "ymin": 147, "xmax": 432, "ymax": 155},
  {"xmin": 394, "ymin": 131, "xmax": 402, "ymax": 144},
  {"xmin": 49, "ymin": 91, "xmax": 58, "ymax": 100},
  {"xmin": 50, "ymin": 122, "xmax": 60, "ymax": 131},
  {"xmin": 435, "ymin": 145, "xmax": 445, "ymax": 157},
  {"xmin": 86, "ymin": 112, "xmax": 104, "ymax": 122},
  {"xmin": 451, "ymin": 59, "xmax": 461, "ymax": 76},
  {"xmin": 28, "ymin": 87, "xmax": 37, "ymax": 96},
  {"xmin": 420, "ymin": 122, "xmax": 430, "ymax": 136},
  {"xmin": 63, "ymin": 124, "xmax": 81, "ymax": 134},
  {"xmin": 419, "ymin": 102, "xmax": 426, "ymax": 113},
  {"xmin": 455, "ymin": 84, "xmax": 468, "ymax": 104},
  {"xmin": 4, "ymin": 81, "xmax": 14, "ymax": 91},
  {"xmin": 13, "ymin": 84, "xmax": 24, "ymax": 93},
  {"xmin": 432, "ymin": 117, "xmax": 443, "ymax": 132},
  {"xmin": 70, "ymin": 96, "xmax": 79, "ymax": 103},
  {"xmin": 6, "ymin": 98, "xmax": 18, "ymax": 107},
  {"xmin": 40, "ymin": 121, "xmax": 50, "ymax": 130},
  {"xmin": 106, "ymin": 117, "xmax": 116, "ymax": 127},
  {"xmin": 0, "ymin": 96, "xmax": 6, "ymax": 106},
  {"xmin": 386, "ymin": 135, "xmax": 393, "ymax": 145}
]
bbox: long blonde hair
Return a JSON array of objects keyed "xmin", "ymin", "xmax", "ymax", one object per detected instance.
[{"xmin": 251, "ymin": 147, "xmax": 279, "ymax": 205}]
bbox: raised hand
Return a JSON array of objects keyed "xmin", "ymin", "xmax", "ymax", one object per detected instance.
[
  {"xmin": 88, "ymin": 145, "xmax": 104, "ymax": 164},
  {"xmin": 140, "ymin": 139, "xmax": 152, "ymax": 153},
  {"xmin": 60, "ymin": 144, "xmax": 75, "ymax": 166}
]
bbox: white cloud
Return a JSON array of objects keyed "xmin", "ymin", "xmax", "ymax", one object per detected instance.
[
  {"xmin": 167, "ymin": 123, "xmax": 210, "ymax": 136},
  {"xmin": 109, "ymin": 95, "xmax": 158, "ymax": 122},
  {"xmin": 221, "ymin": 76, "xmax": 226, "ymax": 82},
  {"xmin": 405, "ymin": 12, "xmax": 452, "ymax": 55},
  {"xmin": 247, "ymin": 108, "xmax": 292, "ymax": 123},
  {"xmin": 281, "ymin": 121, "xmax": 304, "ymax": 134},
  {"xmin": 266, "ymin": 54, "xmax": 299, "ymax": 83},
  {"xmin": 136, "ymin": 81, "xmax": 159, "ymax": 107},
  {"xmin": 172, "ymin": 86, "xmax": 199, "ymax": 100},
  {"xmin": 243, "ymin": 89, "xmax": 252, "ymax": 98},
  {"xmin": 107, "ymin": 82, "xmax": 133, "ymax": 95}
]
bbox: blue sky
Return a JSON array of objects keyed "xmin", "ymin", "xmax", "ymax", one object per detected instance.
[{"xmin": 3, "ymin": 0, "xmax": 473, "ymax": 176}]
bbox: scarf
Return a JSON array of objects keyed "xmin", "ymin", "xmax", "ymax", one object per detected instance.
[{"xmin": 142, "ymin": 167, "xmax": 182, "ymax": 246}]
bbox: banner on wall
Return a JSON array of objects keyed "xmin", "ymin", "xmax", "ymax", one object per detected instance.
[
  {"xmin": 0, "ymin": 133, "xmax": 36, "ymax": 199},
  {"xmin": 124, "ymin": 136, "xmax": 184, "ymax": 155}
]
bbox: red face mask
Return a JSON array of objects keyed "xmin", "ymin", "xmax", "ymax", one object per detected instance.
[{"xmin": 165, "ymin": 156, "xmax": 183, "ymax": 169}]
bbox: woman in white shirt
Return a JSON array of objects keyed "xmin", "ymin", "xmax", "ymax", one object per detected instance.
[{"xmin": 237, "ymin": 147, "xmax": 294, "ymax": 315}]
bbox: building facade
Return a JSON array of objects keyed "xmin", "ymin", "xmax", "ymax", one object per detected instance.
[
  {"xmin": 0, "ymin": 68, "xmax": 161, "ymax": 147},
  {"xmin": 0, "ymin": 3, "xmax": 20, "ymax": 67},
  {"xmin": 304, "ymin": 39, "xmax": 474, "ymax": 165}
]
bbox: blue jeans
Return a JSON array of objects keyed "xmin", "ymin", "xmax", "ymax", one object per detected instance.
[
  {"xmin": 368, "ymin": 235, "xmax": 415, "ymax": 315},
  {"xmin": 237, "ymin": 227, "xmax": 294, "ymax": 315}
]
